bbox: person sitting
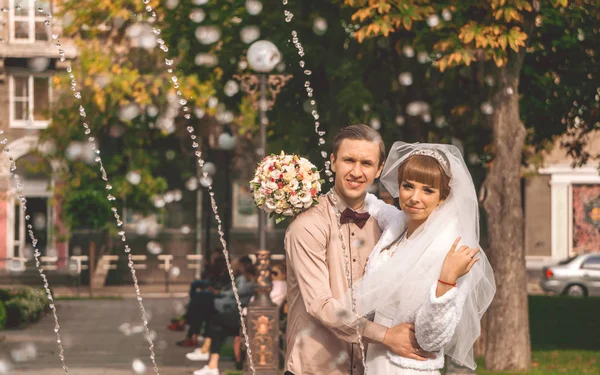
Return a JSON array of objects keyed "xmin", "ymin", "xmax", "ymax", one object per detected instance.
[
  {"xmin": 168, "ymin": 249, "xmax": 226, "ymax": 332},
  {"xmin": 173, "ymin": 255, "xmax": 231, "ymax": 347},
  {"xmin": 188, "ymin": 258, "xmax": 288, "ymax": 375}
]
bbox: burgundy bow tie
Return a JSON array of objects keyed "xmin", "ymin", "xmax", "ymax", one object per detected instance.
[{"xmin": 339, "ymin": 207, "xmax": 371, "ymax": 229}]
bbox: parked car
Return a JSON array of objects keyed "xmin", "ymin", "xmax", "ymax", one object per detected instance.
[{"xmin": 541, "ymin": 253, "xmax": 600, "ymax": 297}]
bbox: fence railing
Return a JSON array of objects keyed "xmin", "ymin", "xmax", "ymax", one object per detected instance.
[{"xmin": 0, "ymin": 253, "xmax": 285, "ymax": 293}]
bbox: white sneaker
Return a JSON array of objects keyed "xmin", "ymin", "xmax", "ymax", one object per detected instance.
[
  {"xmin": 186, "ymin": 349, "xmax": 210, "ymax": 361},
  {"xmin": 193, "ymin": 365, "xmax": 219, "ymax": 375}
]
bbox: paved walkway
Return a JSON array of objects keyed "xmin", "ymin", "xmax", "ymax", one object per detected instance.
[{"xmin": 0, "ymin": 298, "xmax": 235, "ymax": 375}]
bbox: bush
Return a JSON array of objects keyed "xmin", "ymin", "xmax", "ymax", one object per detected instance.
[
  {"xmin": 0, "ymin": 301, "xmax": 6, "ymax": 329},
  {"xmin": 5, "ymin": 297, "xmax": 45, "ymax": 327},
  {"xmin": 0, "ymin": 288, "xmax": 11, "ymax": 302},
  {"xmin": 1, "ymin": 286, "xmax": 50, "ymax": 329}
]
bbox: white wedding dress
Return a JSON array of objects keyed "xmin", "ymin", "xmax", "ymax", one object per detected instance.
[
  {"xmin": 359, "ymin": 143, "xmax": 496, "ymax": 373},
  {"xmin": 364, "ymin": 223, "xmax": 466, "ymax": 375}
]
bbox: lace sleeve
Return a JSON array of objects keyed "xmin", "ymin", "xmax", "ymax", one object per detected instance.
[{"xmin": 414, "ymin": 283, "xmax": 466, "ymax": 352}]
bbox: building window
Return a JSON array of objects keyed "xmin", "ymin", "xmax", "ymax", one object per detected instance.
[
  {"xmin": 9, "ymin": 75, "xmax": 52, "ymax": 129},
  {"xmin": 8, "ymin": 0, "xmax": 51, "ymax": 42}
]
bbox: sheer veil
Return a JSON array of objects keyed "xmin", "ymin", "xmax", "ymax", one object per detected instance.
[{"xmin": 350, "ymin": 142, "xmax": 496, "ymax": 369}]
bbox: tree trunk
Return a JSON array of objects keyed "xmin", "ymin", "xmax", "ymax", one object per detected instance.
[
  {"xmin": 481, "ymin": 61, "xmax": 531, "ymax": 371},
  {"xmin": 473, "ymin": 312, "xmax": 487, "ymax": 358}
]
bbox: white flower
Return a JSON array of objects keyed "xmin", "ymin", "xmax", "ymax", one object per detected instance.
[
  {"xmin": 273, "ymin": 190, "xmax": 285, "ymax": 201},
  {"xmin": 266, "ymin": 181, "xmax": 278, "ymax": 191},
  {"xmin": 265, "ymin": 199, "xmax": 277, "ymax": 210},
  {"xmin": 299, "ymin": 191, "xmax": 312, "ymax": 203},
  {"xmin": 270, "ymin": 170, "xmax": 281, "ymax": 179},
  {"xmin": 283, "ymin": 208, "xmax": 294, "ymax": 216},
  {"xmin": 282, "ymin": 167, "xmax": 295, "ymax": 181},
  {"xmin": 289, "ymin": 194, "xmax": 301, "ymax": 207},
  {"xmin": 288, "ymin": 179, "xmax": 299, "ymax": 191},
  {"xmin": 304, "ymin": 200, "xmax": 313, "ymax": 208}
]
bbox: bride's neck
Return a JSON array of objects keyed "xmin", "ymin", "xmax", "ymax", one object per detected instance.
[{"xmin": 406, "ymin": 219, "xmax": 425, "ymax": 238}]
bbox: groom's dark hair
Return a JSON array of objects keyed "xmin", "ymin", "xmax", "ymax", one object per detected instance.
[{"xmin": 332, "ymin": 124, "xmax": 386, "ymax": 166}]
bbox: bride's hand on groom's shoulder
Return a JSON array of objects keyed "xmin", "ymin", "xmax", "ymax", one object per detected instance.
[
  {"xmin": 439, "ymin": 237, "xmax": 480, "ymax": 284},
  {"xmin": 383, "ymin": 323, "xmax": 436, "ymax": 361}
]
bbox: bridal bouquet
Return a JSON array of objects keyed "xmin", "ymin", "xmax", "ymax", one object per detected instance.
[{"xmin": 250, "ymin": 152, "xmax": 324, "ymax": 223}]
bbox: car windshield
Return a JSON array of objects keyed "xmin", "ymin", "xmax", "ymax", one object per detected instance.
[{"xmin": 558, "ymin": 256, "xmax": 579, "ymax": 265}]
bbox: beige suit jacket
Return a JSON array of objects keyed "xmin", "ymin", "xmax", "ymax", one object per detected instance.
[{"xmin": 284, "ymin": 194, "xmax": 388, "ymax": 375}]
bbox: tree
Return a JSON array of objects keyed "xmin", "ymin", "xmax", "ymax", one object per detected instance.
[
  {"xmin": 160, "ymin": 1, "xmax": 414, "ymax": 169},
  {"xmin": 344, "ymin": 0, "xmax": 600, "ymax": 371},
  {"xmin": 43, "ymin": 0, "xmax": 215, "ymax": 249}
]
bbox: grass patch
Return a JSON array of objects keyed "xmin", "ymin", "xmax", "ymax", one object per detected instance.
[{"xmin": 475, "ymin": 296, "xmax": 600, "ymax": 374}]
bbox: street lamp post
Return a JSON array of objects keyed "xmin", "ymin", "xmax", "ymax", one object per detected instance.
[
  {"xmin": 217, "ymin": 130, "xmax": 237, "ymax": 244},
  {"xmin": 234, "ymin": 40, "xmax": 292, "ymax": 251},
  {"xmin": 235, "ymin": 40, "xmax": 291, "ymax": 375}
]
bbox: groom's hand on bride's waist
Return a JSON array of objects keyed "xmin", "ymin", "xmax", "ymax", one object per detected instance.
[{"xmin": 382, "ymin": 323, "xmax": 436, "ymax": 361}]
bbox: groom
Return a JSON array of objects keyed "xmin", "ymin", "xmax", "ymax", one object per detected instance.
[{"xmin": 284, "ymin": 124, "xmax": 434, "ymax": 375}]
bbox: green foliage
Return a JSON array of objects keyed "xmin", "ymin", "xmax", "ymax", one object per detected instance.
[
  {"xmin": 345, "ymin": 0, "xmax": 600, "ymax": 166},
  {"xmin": 2, "ymin": 287, "xmax": 50, "ymax": 328},
  {"xmin": 528, "ymin": 295, "xmax": 600, "ymax": 351},
  {"xmin": 63, "ymin": 190, "xmax": 114, "ymax": 231},
  {"xmin": 42, "ymin": 1, "xmax": 214, "ymax": 233},
  {"xmin": 476, "ymin": 350, "xmax": 600, "ymax": 375},
  {"xmin": 160, "ymin": 1, "xmax": 398, "ymax": 168},
  {"xmin": 5, "ymin": 298, "xmax": 40, "ymax": 327},
  {"xmin": 0, "ymin": 301, "xmax": 6, "ymax": 329},
  {"xmin": 520, "ymin": 3, "xmax": 600, "ymax": 163},
  {"xmin": 0, "ymin": 288, "xmax": 11, "ymax": 302},
  {"xmin": 475, "ymin": 295, "xmax": 600, "ymax": 374}
]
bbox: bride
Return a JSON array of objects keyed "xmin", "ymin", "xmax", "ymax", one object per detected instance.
[{"xmin": 352, "ymin": 142, "xmax": 496, "ymax": 374}]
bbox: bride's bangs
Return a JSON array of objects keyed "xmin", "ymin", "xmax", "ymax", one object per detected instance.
[{"xmin": 397, "ymin": 155, "xmax": 450, "ymax": 198}]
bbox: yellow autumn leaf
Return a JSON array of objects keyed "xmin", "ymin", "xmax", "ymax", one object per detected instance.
[
  {"xmin": 377, "ymin": 2, "xmax": 391, "ymax": 13},
  {"xmin": 498, "ymin": 34, "xmax": 508, "ymax": 50},
  {"xmin": 356, "ymin": 29, "xmax": 366, "ymax": 43},
  {"xmin": 434, "ymin": 39, "xmax": 453, "ymax": 52},
  {"xmin": 505, "ymin": 8, "xmax": 524, "ymax": 23},
  {"xmin": 367, "ymin": 23, "xmax": 381, "ymax": 36},
  {"xmin": 475, "ymin": 34, "xmax": 489, "ymax": 48},
  {"xmin": 508, "ymin": 26, "xmax": 528, "ymax": 52},
  {"xmin": 514, "ymin": 0, "xmax": 533, "ymax": 12},
  {"xmin": 493, "ymin": 52, "xmax": 507, "ymax": 67},
  {"xmin": 461, "ymin": 50, "xmax": 475, "ymax": 66},
  {"xmin": 381, "ymin": 22, "xmax": 391, "ymax": 36},
  {"xmin": 352, "ymin": 8, "xmax": 374, "ymax": 22},
  {"xmin": 448, "ymin": 52, "xmax": 462, "ymax": 66},
  {"xmin": 437, "ymin": 57, "xmax": 448, "ymax": 72},
  {"xmin": 459, "ymin": 24, "xmax": 476, "ymax": 44}
]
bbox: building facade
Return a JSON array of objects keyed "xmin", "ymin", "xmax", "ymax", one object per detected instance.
[
  {"xmin": 0, "ymin": 0, "xmax": 76, "ymax": 267},
  {"xmin": 525, "ymin": 133, "xmax": 600, "ymax": 268}
]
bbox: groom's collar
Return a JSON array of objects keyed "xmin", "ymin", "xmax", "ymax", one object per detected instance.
[{"xmin": 327, "ymin": 188, "xmax": 367, "ymax": 213}]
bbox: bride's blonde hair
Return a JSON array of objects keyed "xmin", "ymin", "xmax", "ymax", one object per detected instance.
[{"xmin": 396, "ymin": 155, "xmax": 451, "ymax": 200}]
